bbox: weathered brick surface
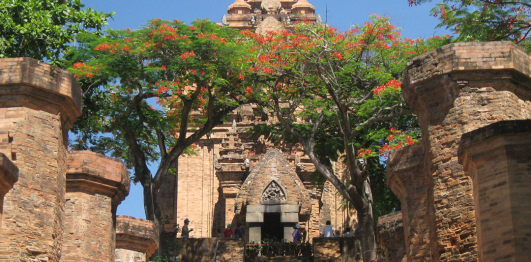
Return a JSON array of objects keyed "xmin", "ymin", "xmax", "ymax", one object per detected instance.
[
  {"xmin": 387, "ymin": 144, "xmax": 431, "ymax": 261},
  {"xmin": 313, "ymin": 237, "xmax": 362, "ymax": 262},
  {"xmin": 174, "ymin": 238, "xmax": 244, "ymax": 262},
  {"xmin": 0, "ymin": 57, "xmax": 82, "ymax": 261},
  {"xmin": 459, "ymin": 120, "xmax": 531, "ymax": 262},
  {"xmin": 377, "ymin": 212, "xmax": 406, "ymax": 262},
  {"xmin": 115, "ymin": 215, "xmax": 158, "ymax": 262},
  {"xmin": 225, "ymin": 0, "xmax": 317, "ymax": 31},
  {"xmin": 402, "ymin": 41, "xmax": 531, "ymax": 261},
  {"xmin": 160, "ymin": 2, "xmax": 354, "ymax": 242},
  {"xmin": 236, "ymin": 149, "xmax": 311, "ymax": 213},
  {"xmin": 0, "ymin": 153, "xmax": 18, "ymax": 232},
  {"xmin": 61, "ymin": 151, "xmax": 129, "ymax": 262},
  {"xmin": 167, "ymin": 114, "xmax": 352, "ymax": 242}
]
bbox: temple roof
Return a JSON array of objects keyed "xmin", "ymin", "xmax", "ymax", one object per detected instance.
[
  {"xmin": 292, "ymin": 0, "xmax": 314, "ymax": 9},
  {"xmin": 228, "ymin": 0, "xmax": 251, "ymax": 11}
]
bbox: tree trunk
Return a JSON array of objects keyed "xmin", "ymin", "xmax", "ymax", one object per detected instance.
[
  {"xmin": 357, "ymin": 195, "xmax": 377, "ymax": 262},
  {"xmin": 142, "ymin": 179, "xmax": 156, "ymax": 221}
]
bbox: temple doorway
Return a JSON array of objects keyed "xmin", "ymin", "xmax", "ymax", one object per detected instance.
[{"xmin": 262, "ymin": 212, "xmax": 283, "ymax": 241}]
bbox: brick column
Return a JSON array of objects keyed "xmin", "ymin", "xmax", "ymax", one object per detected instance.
[
  {"xmin": 0, "ymin": 154, "xmax": 18, "ymax": 232},
  {"xmin": 386, "ymin": 144, "xmax": 431, "ymax": 261},
  {"xmin": 115, "ymin": 215, "xmax": 158, "ymax": 262},
  {"xmin": 459, "ymin": 120, "xmax": 531, "ymax": 262},
  {"xmin": 61, "ymin": 151, "xmax": 130, "ymax": 262},
  {"xmin": 0, "ymin": 58, "xmax": 82, "ymax": 261},
  {"xmin": 377, "ymin": 211, "xmax": 406, "ymax": 262},
  {"xmin": 403, "ymin": 42, "xmax": 531, "ymax": 261}
]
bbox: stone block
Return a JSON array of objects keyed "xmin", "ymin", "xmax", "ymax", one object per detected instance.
[
  {"xmin": 249, "ymin": 227, "xmax": 261, "ymax": 243},
  {"xmin": 247, "ymin": 205, "xmax": 264, "ymax": 213},
  {"xmin": 281, "ymin": 204, "xmax": 299, "ymax": 213},
  {"xmin": 264, "ymin": 204, "xmax": 281, "ymax": 213},
  {"xmin": 281, "ymin": 212, "xmax": 299, "ymax": 223},
  {"xmin": 246, "ymin": 212, "xmax": 264, "ymax": 223}
]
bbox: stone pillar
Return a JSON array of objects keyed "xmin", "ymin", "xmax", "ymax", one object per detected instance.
[
  {"xmin": 115, "ymin": 215, "xmax": 158, "ymax": 262},
  {"xmin": 403, "ymin": 41, "xmax": 531, "ymax": 261},
  {"xmin": 61, "ymin": 151, "xmax": 130, "ymax": 262},
  {"xmin": 377, "ymin": 211, "xmax": 406, "ymax": 262},
  {"xmin": 459, "ymin": 120, "xmax": 531, "ymax": 262},
  {"xmin": 0, "ymin": 58, "xmax": 82, "ymax": 261},
  {"xmin": 0, "ymin": 154, "xmax": 18, "ymax": 232},
  {"xmin": 386, "ymin": 144, "xmax": 431, "ymax": 261}
]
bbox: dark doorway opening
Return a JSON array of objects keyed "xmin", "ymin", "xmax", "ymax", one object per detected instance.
[{"xmin": 262, "ymin": 212, "xmax": 283, "ymax": 241}]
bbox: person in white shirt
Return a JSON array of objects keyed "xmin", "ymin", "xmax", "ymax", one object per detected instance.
[{"xmin": 322, "ymin": 220, "xmax": 335, "ymax": 237}]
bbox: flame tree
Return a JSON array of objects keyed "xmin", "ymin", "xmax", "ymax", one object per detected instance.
[
  {"xmin": 409, "ymin": 0, "xmax": 531, "ymax": 49},
  {"xmin": 67, "ymin": 19, "xmax": 257, "ymax": 222},
  {"xmin": 246, "ymin": 15, "xmax": 450, "ymax": 261}
]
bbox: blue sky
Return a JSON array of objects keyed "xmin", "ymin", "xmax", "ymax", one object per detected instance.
[{"xmin": 83, "ymin": 0, "xmax": 449, "ymax": 219}]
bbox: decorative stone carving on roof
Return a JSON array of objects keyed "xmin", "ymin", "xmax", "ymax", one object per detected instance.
[
  {"xmin": 228, "ymin": 0, "xmax": 252, "ymax": 14},
  {"xmin": 292, "ymin": 0, "xmax": 315, "ymax": 14},
  {"xmin": 261, "ymin": 0, "xmax": 282, "ymax": 14},
  {"xmin": 261, "ymin": 180, "xmax": 287, "ymax": 203}
]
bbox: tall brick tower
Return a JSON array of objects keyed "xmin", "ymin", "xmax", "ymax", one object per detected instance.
[
  {"xmin": 0, "ymin": 58, "xmax": 82, "ymax": 261},
  {"xmin": 156, "ymin": 0, "xmax": 355, "ymax": 244},
  {"xmin": 222, "ymin": 0, "xmax": 319, "ymax": 33}
]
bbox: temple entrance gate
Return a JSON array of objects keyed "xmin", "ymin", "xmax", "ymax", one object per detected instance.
[{"xmin": 247, "ymin": 204, "xmax": 299, "ymax": 242}]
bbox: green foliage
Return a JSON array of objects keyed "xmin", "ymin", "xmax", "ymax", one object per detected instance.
[
  {"xmin": 244, "ymin": 15, "xmax": 450, "ymax": 231},
  {"xmin": 410, "ymin": 0, "xmax": 531, "ymax": 50},
  {"xmin": 67, "ymin": 19, "xmax": 255, "ymax": 172},
  {"xmin": 65, "ymin": 19, "xmax": 257, "ymax": 221},
  {"xmin": 0, "ymin": 0, "xmax": 113, "ymax": 64}
]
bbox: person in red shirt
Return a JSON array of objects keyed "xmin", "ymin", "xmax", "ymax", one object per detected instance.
[{"xmin": 223, "ymin": 224, "xmax": 234, "ymax": 238}]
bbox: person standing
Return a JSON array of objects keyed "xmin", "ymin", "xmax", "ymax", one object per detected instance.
[
  {"xmin": 322, "ymin": 220, "xmax": 335, "ymax": 237},
  {"xmin": 292, "ymin": 224, "xmax": 302, "ymax": 244},
  {"xmin": 223, "ymin": 224, "xmax": 234, "ymax": 238},
  {"xmin": 182, "ymin": 218, "xmax": 193, "ymax": 240},
  {"xmin": 343, "ymin": 227, "xmax": 354, "ymax": 237},
  {"xmin": 235, "ymin": 223, "xmax": 245, "ymax": 239}
]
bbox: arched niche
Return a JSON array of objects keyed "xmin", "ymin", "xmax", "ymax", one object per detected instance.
[{"xmin": 260, "ymin": 180, "xmax": 287, "ymax": 205}]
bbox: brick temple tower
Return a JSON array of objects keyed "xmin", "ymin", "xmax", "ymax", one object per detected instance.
[
  {"xmin": 222, "ymin": 0, "xmax": 319, "ymax": 34},
  {"xmin": 156, "ymin": 0, "xmax": 355, "ymax": 244}
]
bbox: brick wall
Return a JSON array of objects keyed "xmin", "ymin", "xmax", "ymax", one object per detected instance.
[
  {"xmin": 387, "ymin": 144, "xmax": 431, "ymax": 261},
  {"xmin": 313, "ymin": 237, "xmax": 362, "ymax": 262},
  {"xmin": 0, "ymin": 58, "xmax": 81, "ymax": 261},
  {"xmin": 61, "ymin": 151, "xmax": 129, "ymax": 262},
  {"xmin": 174, "ymin": 238, "xmax": 244, "ymax": 262},
  {"xmin": 402, "ymin": 41, "xmax": 531, "ymax": 261},
  {"xmin": 0, "ymin": 153, "xmax": 18, "ymax": 233},
  {"xmin": 377, "ymin": 212, "xmax": 406, "ymax": 262},
  {"xmin": 116, "ymin": 215, "xmax": 158, "ymax": 262},
  {"xmin": 459, "ymin": 120, "xmax": 531, "ymax": 262}
]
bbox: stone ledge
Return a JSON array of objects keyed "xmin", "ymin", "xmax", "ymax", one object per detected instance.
[
  {"xmin": 66, "ymin": 151, "xmax": 129, "ymax": 202},
  {"xmin": 458, "ymin": 119, "xmax": 531, "ymax": 171},
  {"xmin": 405, "ymin": 41, "xmax": 531, "ymax": 86},
  {"xmin": 0, "ymin": 57, "xmax": 82, "ymax": 127},
  {"xmin": 403, "ymin": 41, "xmax": 531, "ymax": 108},
  {"xmin": 116, "ymin": 215, "xmax": 158, "ymax": 258}
]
